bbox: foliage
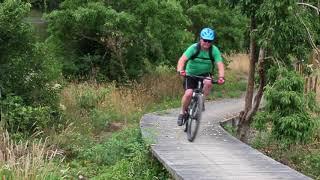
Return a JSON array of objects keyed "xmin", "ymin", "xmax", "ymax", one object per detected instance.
[
  {"xmin": 22, "ymin": 0, "xmax": 60, "ymax": 11},
  {"xmin": 45, "ymin": 0, "xmax": 192, "ymax": 81},
  {"xmin": 0, "ymin": 0, "xmax": 62, "ymax": 135},
  {"xmin": 1, "ymin": 95, "xmax": 55, "ymax": 135},
  {"xmin": 254, "ymin": 69, "xmax": 317, "ymax": 144},
  {"xmin": 94, "ymin": 151, "xmax": 169, "ymax": 180},
  {"xmin": 230, "ymin": 0, "xmax": 319, "ymax": 143},
  {"xmin": 45, "ymin": 0, "xmax": 248, "ymax": 81},
  {"xmin": 0, "ymin": 0, "xmax": 62, "ymax": 104},
  {"xmin": 78, "ymin": 128, "xmax": 144, "ymax": 166},
  {"xmin": 186, "ymin": 2, "xmax": 248, "ymax": 52},
  {"xmin": 256, "ymin": 0, "xmax": 314, "ymax": 63},
  {"xmin": 63, "ymin": 128, "xmax": 169, "ymax": 179}
]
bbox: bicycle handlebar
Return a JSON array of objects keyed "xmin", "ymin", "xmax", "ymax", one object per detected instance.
[{"xmin": 185, "ymin": 75, "xmax": 220, "ymax": 84}]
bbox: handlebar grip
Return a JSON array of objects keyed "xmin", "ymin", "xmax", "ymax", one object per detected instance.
[{"xmin": 212, "ymin": 80, "xmax": 218, "ymax": 84}]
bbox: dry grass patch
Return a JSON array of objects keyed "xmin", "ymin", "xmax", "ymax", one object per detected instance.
[
  {"xmin": 227, "ymin": 53, "xmax": 249, "ymax": 76},
  {"xmin": 0, "ymin": 131, "xmax": 64, "ymax": 179},
  {"xmin": 59, "ymin": 72, "xmax": 181, "ymax": 130}
]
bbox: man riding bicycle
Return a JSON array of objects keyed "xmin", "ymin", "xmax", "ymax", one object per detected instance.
[{"xmin": 176, "ymin": 27, "xmax": 225, "ymax": 126}]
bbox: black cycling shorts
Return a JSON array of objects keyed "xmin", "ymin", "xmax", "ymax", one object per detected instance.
[{"xmin": 183, "ymin": 73, "xmax": 211, "ymax": 90}]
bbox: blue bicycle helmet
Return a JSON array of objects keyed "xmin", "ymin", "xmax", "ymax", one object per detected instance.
[{"xmin": 200, "ymin": 27, "xmax": 215, "ymax": 40}]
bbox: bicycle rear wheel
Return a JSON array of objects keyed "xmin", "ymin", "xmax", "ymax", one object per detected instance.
[{"xmin": 186, "ymin": 94, "xmax": 203, "ymax": 142}]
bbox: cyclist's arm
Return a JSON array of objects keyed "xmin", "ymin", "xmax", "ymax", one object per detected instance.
[
  {"xmin": 216, "ymin": 62, "xmax": 224, "ymax": 78},
  {"xmin": 212, "ymin": 46, "xmax": 224, "ymax": 78},
  {"xmin": 177, "ymin": 44, "xmax": 197, "ymax": 72},
  {"xmin": 177, "ymin": 54, "xmax": 188, "ymax": 72}
]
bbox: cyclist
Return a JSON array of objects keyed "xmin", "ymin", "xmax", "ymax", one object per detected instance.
[{"xmin": 176, "ymin": 27, "xmax": 225, "ymax": 126}]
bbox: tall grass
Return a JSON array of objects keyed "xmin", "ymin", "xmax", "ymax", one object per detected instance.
[
  {"xmin": 59, "ymin": 68, "xmax": 182, "ymax": 131},
  {"xmin": 0, "ymin": 131, "xmax": 64, "ymax": 179},
  {"xmin": 227, "ymin": 53, "xmax": 249, "ymax": 75}
]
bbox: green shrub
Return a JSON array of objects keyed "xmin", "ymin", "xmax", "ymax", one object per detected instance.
[
  {"xmin": 1, "ymin": 95, "xmax": 54, "ymax": 135},
  {"xmin": 76, "ymin": 84, "xmax": 110, "ymax": 110},
  {"xmin": 78, "ymin": 90, "xmax": 99, "ymax": 109},
  {"xmin": 90, "ymin": 109, "xmax": 113, "ymax": 131},
  {"xmin": 94, "ymin": 152, "xmax": 169, "ymax": 180},
  {"xmin": 254, "ymin": 69, "xmax": 317, "ymax": 144},
  {"xmin": 86, "ymin": 128, "xmax": 169, "ymax": 180},
  {"xmin": 304, "ymin": 153, "xmax": 320, "ymax": 178},
  {"xmin": 78, "ymin": 128, "xmax": 143, "ymax": 166},
  {"xmin": 0, "ymin": 0, "xmax": 62, "ymax": 107}
]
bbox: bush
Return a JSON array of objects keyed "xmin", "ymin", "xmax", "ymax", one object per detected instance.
[
  {"xmin": 78, "ymin": 128, "xmax": 144, "ymax": 166},
  {"xmin": 0, "ymin": 1, "xmax": 63, "ymax": 136},
  {"xmin": 80, "ymin": 128, "xmax": 169, "ymax": 180},
  {"xmin": 254, "ymin": 69, "xmax": 317, "ymax": 144},
  {"xmin": 1, "ymin": 95, "xmax": 55, "ymax": 135},
  {"xmin": 90, "ymin": 109, "xmax": 115, "ymax": 131}
]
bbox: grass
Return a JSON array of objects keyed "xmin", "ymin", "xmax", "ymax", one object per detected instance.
[
  {"xmin": 0, "ymin": 130, "xmax": 64, "ymax": 179},
  {"xmin": 226, "ymin": 53, "xmax": 249, "ymax": 77},
  {"xmin": 1, "ymin": 55, "xmax": 249, "ymax": 179}
]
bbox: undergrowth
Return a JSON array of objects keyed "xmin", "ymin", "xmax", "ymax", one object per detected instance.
[{"xmin": 1, "ymin": 68, "xmax": 247, "ymax": 179}]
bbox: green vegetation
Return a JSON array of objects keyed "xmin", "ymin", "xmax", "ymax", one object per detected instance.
[
  {"xmin": 254, "ymin": 69, "xmax": 318, "ymax": 144},
  {"xmin": 1, "ymin": 69, "xmax": 246, "ymax": 179},
  {"xmin": 247, "ymin": 68, "xmax": 320, "ymax": 179},
  {"xmin": 1, "ymin": 0, "xmax": 320, "ymax": 179},
  {"xmin": 44, "ymin": 0, "xmax": 246, "ymax": 81}
]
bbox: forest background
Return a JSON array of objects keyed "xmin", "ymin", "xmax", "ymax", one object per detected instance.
[{"xmin": 0, "ymin": 0, "xmax": 320, "ymax": 179}]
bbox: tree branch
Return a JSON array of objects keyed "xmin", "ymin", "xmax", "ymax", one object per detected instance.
[
  {"xmin": 297, "ymin": 2, "xmax": 320, "ymax": 15},
  {"xmin": 295, "ymin": 13, "xmax": 320, "ymax": 64},
  {"xmin": 77, "ymin": 33, "xmax": 105, "ymax": 46}
]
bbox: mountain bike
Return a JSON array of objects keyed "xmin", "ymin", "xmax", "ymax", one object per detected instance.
[{"xmin": 183, "ymin": 75, "xmax": 219, "ymax": 142}]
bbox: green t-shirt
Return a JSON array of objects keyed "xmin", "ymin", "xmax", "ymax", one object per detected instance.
[{"xmin": 183, "ymin": 43, "xmax": 222, "ymax": 75}]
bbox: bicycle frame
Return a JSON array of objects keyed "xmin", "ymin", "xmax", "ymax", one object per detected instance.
[{"xmin": 184, "ymin": 75, "xmax": 218, "ymax": 142}]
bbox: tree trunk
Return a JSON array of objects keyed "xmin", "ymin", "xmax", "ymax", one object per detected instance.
[
  {"xmin": 237, "ymin": 15, "xmax": 266, "ymax": 142},
  {"xmin": 237, "ymin": 15, "xmax": 257, "ymax": 142},
  {"xmin": 238, "ymin": 48, "xmax": 266, "ymax": 143}
]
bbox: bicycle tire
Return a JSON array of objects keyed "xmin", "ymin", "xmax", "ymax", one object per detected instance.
[
  {"xmin": 187, "ymin": 94, "xmax": 203, "ymax": 142},
  {"xmin": 184, "ymin": 113, "xmax": 189, "ymax": 132}
]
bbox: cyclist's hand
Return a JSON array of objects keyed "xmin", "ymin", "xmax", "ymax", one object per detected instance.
[
  {"xmin": 217, "ymin": 77, "xmax": 225, "ymax": 85},
  {"xmin": 177, "ymin": 70, "xmax": 186, "ymax": 77}
]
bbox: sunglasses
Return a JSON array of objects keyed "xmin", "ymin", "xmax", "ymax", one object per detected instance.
[{"xmin": 202, "ymin": 39, "xmax": 213, "ymax": 43}]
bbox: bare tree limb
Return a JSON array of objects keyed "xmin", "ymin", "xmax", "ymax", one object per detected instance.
[
  {"xmin": 296, "ymin": 1, "xmax": 320, "ymax": 60},
  {"xmin": 297, "ymin": 2, "xmax": 320, "ymax": 14},
  {"xmin": 295, "ymin": 13, "xmax": 320, "ymax": 65}
]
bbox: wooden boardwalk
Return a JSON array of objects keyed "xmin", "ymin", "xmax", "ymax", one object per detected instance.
[{"xmin": 140, "ymin": 98, "xmax": 312, "ymax": 180}]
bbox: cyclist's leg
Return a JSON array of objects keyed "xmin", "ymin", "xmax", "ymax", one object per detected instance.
[
  {"xmin": 178, "ymin": 90, "xmax": 192, "ymax": 126},
  {"xmin": 203, "ymin": 79, "xmax": 212, "ymax": 97},
  {"xmin": 181, "ymin": 76, "xmax": 197, "ymax": 113},
  {"xmin": 181, "ymin": 89, "xmax": 193, "ymax": 114},
  {"xmin": 202, "ymin": 74, "xmax": 212, "ymax": 111},
  {"xmin": 201, "ymin": 73, "xmax": 212, "ymax": 98},
  {"xmin": 178, "ymin": 76, "xmax": 196, "ymax": 126}
]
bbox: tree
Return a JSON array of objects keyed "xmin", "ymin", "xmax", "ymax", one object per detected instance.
[
  {"xmin": 46, "ymin": 0, "xmax": 192, "ymax": 81},
  {"xmin": 233, "ymin": 0, "xmax": 319, "ymax": 142},
  {"xmin": 186, "ymin": 3, "xmax": 247, "ymax": 51},
  {"xmin": 0, "ymin": 0, "xmax": 62, "ymax": 134},
  {"xmin": 254, "ymin": 68, "xmax": 316, "ymax": 145}
]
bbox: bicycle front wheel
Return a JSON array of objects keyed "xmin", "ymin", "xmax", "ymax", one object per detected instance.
[{"xmin": 186, "ymin": 94, "xmax": 203, "ymax": 142}]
